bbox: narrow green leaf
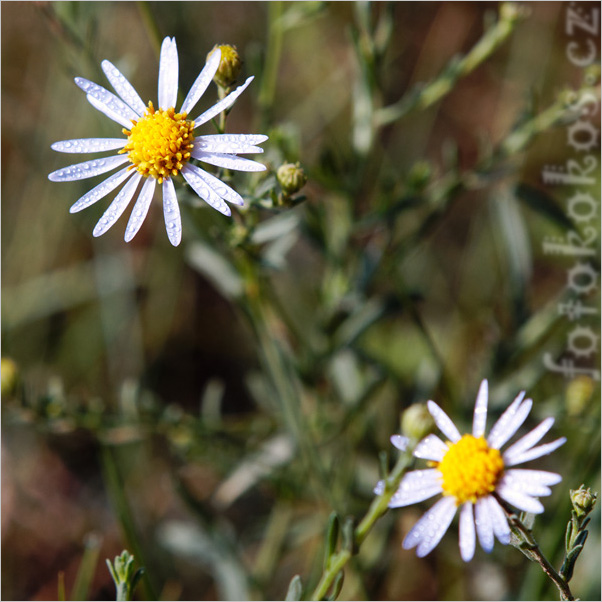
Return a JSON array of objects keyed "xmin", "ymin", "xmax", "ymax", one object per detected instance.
[
  {"xmin": 71, "ymin": 534, "xmax": 101, "ymax": 602},
  {"xmin": 285, "ymin": 575, "xmax": 303, "ymax": 601},
  {"xmin": 57, "ymin": 572, "xmax": 66, "ymax": 602},
  {"xmin": 326, "ymin": 571, "xmax": 345, "ymax": 601},
  {"xmin": 186, "ymin": 242, "xmax": 243, "ymax": 299},
  {"xmin": 324, "ymin": 513, "xmax": 340, "ymax": 565},
  {"xmin": 515, "ymin": 183, "xmax": 574, "ymax": 230}
]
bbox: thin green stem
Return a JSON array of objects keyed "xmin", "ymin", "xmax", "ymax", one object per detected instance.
[
  {"xmin": 375, "ymin": 3, "xmax": 525, "ymax": 127},
  {"xmin": 499, "ymin": 498, "xmax": 575, "ymax": 601},
  {"xmin": 101, "ymin": 448, "xmax": 158, "ymax": 601},
  {"xmin": 238, "ymin": 257, "xmax": 337, "ymax": 509},
  {"xmin": 310, "ymin": 446, "xmax": 413, "ymax": 600},
  {"xmin": 259, "ymin": 1, "xmax": 284, "ymax": 119}
]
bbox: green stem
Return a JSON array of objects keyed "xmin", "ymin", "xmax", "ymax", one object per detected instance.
[
  {"xmin": 375, "ymin": 2, "xmax": 525, "ymax": 127},
  {"xmin": 238, "ymin": 257, "xmax": 337, "ymax": 509},
  {"xmin": 259, "ymin": 1, "xmax": 284, "ymax": 118},
  {"xmin": 101, "ymin": 447, "xmax": 158, "ymax": 601},
  {"xmin": 499, "ymin": 499, "xmax": 575, "ymax": 601},
  {"xmin": 310, "ymin": 446, "xmax": 413, "ymax": 600}
]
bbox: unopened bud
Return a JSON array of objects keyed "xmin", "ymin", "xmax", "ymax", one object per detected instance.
[
  {"xmin": 208, "ymin": 44, "xmax": 242, "ymax": 89},
  {"xmin": 570, "ymin": 485, "xmax": 597, "ymax": 518},
  {"xmin": 401, "ymin": 403, "xmax": 434, "ymax": 441},
  {"xmin": 277, "ymin": 162, "xmax": 307, "ymax": 196},
  {"xmin": 1, "ymin": 358, "xmax": 18, "ymax": 397},
  {"xmin": 565, "ymin": 376, "xmax": 595, "ymax": 416}
]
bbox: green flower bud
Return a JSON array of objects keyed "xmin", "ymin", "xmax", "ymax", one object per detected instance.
[
  {"xmin": 1, "ymin": 358, "xmax": 18, "ymax": 397},
  {"xmin": 401, "ymin": 403, "xmax": 434, "ymax": 441},
  {"xmin": 208, "ymin": 44, "xmax": 242, "ymax": 89},
  {"xmin": 565, "ymin": 375, "xmax": 595, "ymax": 416},
  {"xmin": 570, "ymin": 485, "xmax": 597, "ymax": 518},
  {"xmin": 277, "ymin": 162, "xmax": 307, "ymax": 196},
  {"xmin": 500, "ymin": 2, "xmax": 527, "ymax": 22}
]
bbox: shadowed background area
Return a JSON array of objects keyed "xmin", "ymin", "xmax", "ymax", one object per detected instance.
[{"xmin": 2, "ymin": 2, "xmax": 600, "ymax": 601}]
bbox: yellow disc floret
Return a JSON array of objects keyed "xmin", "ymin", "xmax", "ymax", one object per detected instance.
[
  {"xmin": 436, "ymin": 434, "xmax": 504, "ymax": 505},
  {"xmin": 121, "ymin": 102, "xmax": 195, "ymax": 183}
]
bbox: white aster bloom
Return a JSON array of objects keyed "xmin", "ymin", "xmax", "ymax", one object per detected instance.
[
  {"xmin": 376, "ymin": 379, "xmax": 566, "ymax": 561},
  {"xmin": 48, "ymin": 37, "xmax": 267, "ymax": 246}
]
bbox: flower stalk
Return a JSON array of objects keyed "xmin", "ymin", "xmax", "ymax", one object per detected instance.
[
  {"xmin": 499, "ymin": 497, "xmax": 575, "ymax": 602},
  {"xmin": 310, "ymin": 444, "xmax": 414, "ymax": 601},
  {"xmin": 374, "ymin": 2, "xmax": 526, "ymax": 127}
]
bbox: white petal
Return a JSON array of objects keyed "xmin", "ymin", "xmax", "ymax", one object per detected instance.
[
  {"xmin": 84, "ymin": 94, "xmax": 134, "ymax": 130},
  {"xmin": 93, "ymin": 173, "xmax": 142, "ymax": 237},
  {"xmin": 498, "ymin": 469, "xmax": 560, "ymax": 498},
  {"xmin": 374, "ymin": 480, "xmax": 385, "ymax": 496},
  {"xmin": 51, "ymin": 138, "xmax": 126, "ymax": 154},
  {"xmin": 101, "ymin": 60, "xmax": 146, "ymax": 116},
  {"xmin": 475, "ymin": 497, "xmax": 494, "ymax": 552},
  {"xmin": 197, "ymin": 152, "xmax": 266, "ymax": 172},
  {"xmin": 388, "ymin": 469, "xmax": 443, "ymax": 508},
  {"xmin": 496, "ymin": 482, "xmax": 545, "ymax": 514},
  {"xmin": 158, "ymin": 37, "xmax": 179, "ymax": 109},
  {"xmin": 487, "ymin": 393, "xmax": 531, "ymax": 450},
  {"xmin": 181, "ymin": 164, "xmax": 231, "ymax": 216},
  {"xmin": 75, "ymin": 77, "xmax": 138, "ymax": 128},
  {"xmin": 414, "ymin": 434, "xmax": 448, "ymax": 462},
  {"xmin": 504, "ymin": 437, "xmax": 566, "ymax": 467},
  {"xmin": 402, "ymin": 496, "xmax": 457, "ymax": 557},
  {"xmin": 185, "ymin": 164, "xmax": 244, "ymax": 206},
  {"xmin": 472, "ymin": 380, "xmax": 488, "ymax": 438},
  {"xmin": 390, "ymin": 434, "xmax": 409, "ymax": 451},
  {"xmin": 502, "ymin": 418, "xmax": 554, "ymax": 464},
  {"xmin": 180, "ymin": 48, "xmax": 221, "ymax": 115},
  {"xmin": 485, "ymin": 496, "xmax": 511, "ymax": 544},
  {"xmin": 427, "ymin": 401, "xmax": 462, "ymax": 443},
  {"xmin": 69, "ymin": 167, "xmax": 134, "ymax": 213},
  {"xmin": 505, "ymin": 469, "xmax": 562, "ymax": 487},
  {"xmin": 193, "ymin": 134, "xmax": 268, "ymax": 155},
  {"xmin": 162, "ymin": 178, "xmax": 182, "ymax": 246},
  {"xmin": 459, "ymin": 502, "xmax": 476, "ymax": 562},
  {"xmin": 124, "ymin": 177, "xmax": 156, "ymax": 242},
  {"xmin": 192, "ymin": 76, "xmax": 254, "ymax": 127},
  {"xmin": 48, "ymin": 154, "xmax": 129, "ymax": 182}
]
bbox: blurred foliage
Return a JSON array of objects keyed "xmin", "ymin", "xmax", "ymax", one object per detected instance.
[{"xmin": 2, "ymin": 1, "xmax": 600, "ymax": 601}]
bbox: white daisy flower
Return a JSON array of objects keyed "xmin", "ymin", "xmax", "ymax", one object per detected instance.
[
  {"xmin": 48, "ymin": 37, "xmax": 267, "ymax": 246},
  {"xmin": 376, "ymin": 380, "xmax": 566, "ymax": 561}
]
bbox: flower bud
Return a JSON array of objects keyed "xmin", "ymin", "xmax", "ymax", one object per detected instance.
[
  {"xmin": 401, "ymin": 403, "xmax": 434, "ymax": 441},
  {"xmin": 277, "ymin": 162, "xmax": 307, "ymax": 197},
  {"xmin": 570, "ymin": 485, "xmax": 597, "ymax": 518},
  {"xmin": 208, "ymin": 44, "xmax": 242, "ymax": 89},
  {"xmin": 565, "ymin": 375, "xmax": 595, "ymax": 416},
  {"xmin": 1, "ymin": 358, "xmax": 18, "ymax": 397}
]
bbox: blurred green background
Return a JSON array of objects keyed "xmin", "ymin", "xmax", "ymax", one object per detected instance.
[{"xmin": 2, "ymin": 2, "xmax": 600, "ymax": 600}]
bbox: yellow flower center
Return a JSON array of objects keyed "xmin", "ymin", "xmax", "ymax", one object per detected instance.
[
  {"xmin": 121, "ymin": 102, "xmax": 195, "ymax": 183},
  {"xmin": 436, "ymin": 435, "xmax": 504, "ymax": 505}
]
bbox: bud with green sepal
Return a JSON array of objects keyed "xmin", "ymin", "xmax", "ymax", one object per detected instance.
[
  {"xmin": 560, "ymin": 485, "xmax": 597, "ymax": 583},
  {"xmin": 208, "ymin": 44, "xmax": 242, "ymax": 92},
  {"xmin": 106, "ymin": 550, "xmax": 144, "ymax": 602},
  {"xmin": 1, "ymin": 357, "xmax": 19, "ymax": 398},
  {"xmin": 276, "ymin": 162, "xmax": 308, "ymax": 206},
  {"xmin": 401, "ymin": 403, "xmax": 434, "ymax": 442}
]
